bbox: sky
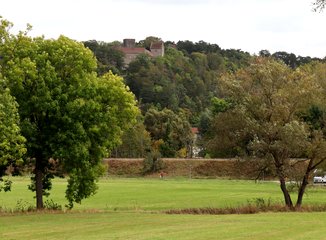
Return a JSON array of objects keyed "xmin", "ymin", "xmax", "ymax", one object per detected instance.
[{"xmin": 1, "ymin": 0, "xmax": 326, "ymax": 58}]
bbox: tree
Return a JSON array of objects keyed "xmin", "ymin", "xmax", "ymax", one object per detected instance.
[
  {"xmin": 138, "ymin": 36, "xmax": 162, "ymax": 50},
  {"xmin": 143, "ymin": 149, "xmax": 163, "ymax": 174},
  {"xmin": 0, "ymin": 19, "xmax": 138, "ymax": 209},
  {"xmin": 0, "ymin": 77, "xmax": 26, "ymax": 191},
  {"xmin": 83, "ymin": 40, "xmax": 125, "ymax": 75},
  {"xmin": 220, "ymin": 49, "xmax": 252, "ymax": 72},
  {"xmin": 208, "ymin": 57, "xmax": 326, "ymax": 208},
  {"xmin": 0, "ymin": 17, "xmax": 26, "ymax": 192},
  {"xmin": 144, "ymin": 108, "xmax": 193, "ymax": 157},
  {"xmin": 112, "ymin": 119, "xmax": 152, "ymax": 158},
  {"xmin": 259, "ymin": 50, "xmax": 271, "ymax": 58},
  {"xmin": 272, "ymin": 51, "xmax": 297, "ymax": 69}
]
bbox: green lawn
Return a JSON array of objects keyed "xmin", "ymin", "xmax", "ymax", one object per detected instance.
[
  {"xmin": 1, "ymin": 212, "xmax": 326, "ymax": 240},
  {"xmin": 2, "ymin": 177, "xmax": 326, "ymax": 211},
  {"xmin": 1, "ymin": 177, "xmax": 326, "ymax": 239}
]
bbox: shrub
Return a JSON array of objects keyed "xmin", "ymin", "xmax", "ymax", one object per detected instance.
[
  {"xmin": 44, "ymin": 199, "xmax": 62, "ymax": 210},
  {"xmin": 14, "ymin": 199, "xmax": 35, "ymax": 212},
  {"xmin": 143, "ymin": 151, "xmax": 164, "ymax": 174}
]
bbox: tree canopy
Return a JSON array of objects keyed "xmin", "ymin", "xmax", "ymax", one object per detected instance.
[
  {"xmin": 0, "ymin": 17, "xmax": 138, "ymax": 209},
  {"xmin": 144, "ymin": 107, "xmax": 193, "ymax": 157},
  {"xmin": 0, "ymin": 77, "xmax": 26, "ymax": 191},
  {"xmin": 0, "ymin": 18, "xmax": 26, "ymax": 192},
  {"xmin": 206, "ymin": 57, "xmax": 326, "ymax": 208}
]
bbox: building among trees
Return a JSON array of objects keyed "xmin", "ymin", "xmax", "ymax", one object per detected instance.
[{"xmin": 119, "ymin": 38, "xmax": 164, "ymax": 66}]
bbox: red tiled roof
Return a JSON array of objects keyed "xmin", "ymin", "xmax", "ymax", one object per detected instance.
[
  {"xmin": 191, "ymin": 127, "xmax": 199, "ymax": 134},
  {"xmin": 119, "ymin": 47, "xmax": 147, "ymax": 54},
  {"xmin": 118, "ymin": 47, "xmax": 153, "ymax": 56}
]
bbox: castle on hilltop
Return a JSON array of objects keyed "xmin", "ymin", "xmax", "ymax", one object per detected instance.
[{"xmin": 119, "ymin": 39, "xmax": 164, "ymax": 66}]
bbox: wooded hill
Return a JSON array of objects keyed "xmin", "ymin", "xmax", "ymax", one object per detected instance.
[{"xmin": 83, "ymin": 38, "xmax": 326, "ymax": 159}]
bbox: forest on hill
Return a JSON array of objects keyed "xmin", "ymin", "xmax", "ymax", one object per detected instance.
[{"xmin": 83, "ymin": 37, "xmax": 326, "ymax": 159}]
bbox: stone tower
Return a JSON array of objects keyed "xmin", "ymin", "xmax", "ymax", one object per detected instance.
[{"xmin": 123, "ymin": 39, "xmax": 136, "ymax": 48}]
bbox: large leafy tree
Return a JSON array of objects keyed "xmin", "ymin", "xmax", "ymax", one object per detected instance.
[
  {"xmin": 144, "ymin": 107, "xmax": 193, "ymax": 157},
  {"xmin": 207, "ymin": 57, "xmax": 326, "ymax": 208},
  {"xmin": 0, "ymin": 17, "xmax": 26, "ymax": 192},
  {"xmin": 0, "ymin": 77, "xmax": 26, "ymax": 191},
  {"xmin": 0, "ymin": 18, "xmax": 138, "ymax": 209}
]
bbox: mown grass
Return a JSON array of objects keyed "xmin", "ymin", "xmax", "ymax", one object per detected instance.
[
  {"xmin": 2, "ymin": 177, "xmax": 326, "ymax": 211},
  {"xmin": 0, "ymin": 177, "xmax": 281, "ymax": 211},
  {"xmin": 1, "ymin": 177, "xmax": 326, "ymax": 239},
  {"xmin": 1, "ymin": 212, "xmax": 326, "ymax": 240}
]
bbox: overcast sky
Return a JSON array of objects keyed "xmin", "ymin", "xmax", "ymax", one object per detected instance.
[{"xmin": 1, "ymin": 0, "xmax": 326, "ymax": 58}]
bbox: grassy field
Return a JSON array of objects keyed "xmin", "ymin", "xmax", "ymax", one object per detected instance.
[
  {"xmin": 1, "ymin": 212, "xmax": 326, "ymax": 240},
  {"xmin": 1, "ymin": 177, "xmax": 326, "ymax": 239}
]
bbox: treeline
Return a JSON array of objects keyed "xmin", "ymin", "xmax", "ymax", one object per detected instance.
[{"xmin": 83, "ymin": 38, "xmax": 326, "ymax": 159}]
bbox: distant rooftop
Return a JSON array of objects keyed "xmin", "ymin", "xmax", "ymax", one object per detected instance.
[{"xmin": 119, "ymin": 47, "xmax": 152, "ymax": 56}]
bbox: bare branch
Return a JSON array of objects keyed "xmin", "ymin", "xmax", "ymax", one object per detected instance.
[{"xmin": 313, "ymin": 0, "xmax": 326, "ymax": 12}]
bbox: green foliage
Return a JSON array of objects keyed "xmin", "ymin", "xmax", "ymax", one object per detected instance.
[
  {"xmin": 14, "ymin": 199, "xmax": 35, "ymax": 212},
  {"xmin": 113, "ymin": 118, "xmax": 152, "ymax": 158},
  {"xmin": 125, "ymin": 46, "xmax": 224, "ymax": 123},
  {"xmin": 28, "ymin": 173, "xmax": 54, "ymax": 197},
  {"xmin": 0, "ymin": 178, "xmax": 12, "ymax": 192},
  {"xmin": 44, "ymin": 199, "xmax": 62, "ymax": 210},
  {"xmin": 0, "ymin": 81, "xmax": 26, "ymax": 174},
  {"xmin": 210, "ymin": 97, "xmax": 231, "ymax": 115},
  {"xmin": 65, "ymin": 163, "xmax": 104, "ymax": 209},
  {"xmin": 0, "ymin": 73, "xmax": 26, "ymax": 187},
  {"xmin": 176, "ymin": 40, "xmax": 221, "ymax": 55},
  {"xmin": 221, "ymin": 49, "xmax": 252, "ymax": 72},
  {"xmin": 301, "ymin": 105, "xmax": 325, "ymax": 130},
  {"xmin": 138, "ymin": 36, "xmax": 162, "ymax": 49},
  {"xmin": 83, "ymin": 40, "xmax": 125, "ymax": 75},
  {"xmin": 143, "ymin": 150, "xmax": 163, "ymax": 174},
  {"xmin": 0, "ymin": 18, "xmax": 138, "ymax": 208},
  {"xmin": 144, "ymin": 108, "xmax": 193, "ymax": 157},
  {"xmin": 206, "ymin": 57, "xmax": 326, "ymax": 207},
  {"xmin": 272, "ymin": 51, "xmax": 298, "ymax": 68},
  {"xmin": 0, "ymin": 19, "xmax": 27, "ymax": 178}
]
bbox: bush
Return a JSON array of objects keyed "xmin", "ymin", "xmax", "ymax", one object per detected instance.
[
  {"xmin": 143, "ymin": 151, "xmax": 164, "ymax": 174},
  {"xmin": 44, "ymin": 199, "xmax": 62, "ymax": 210},
  {"xmin": 14, "ymin": 199, "xmax": 35, "ymax": 212}
]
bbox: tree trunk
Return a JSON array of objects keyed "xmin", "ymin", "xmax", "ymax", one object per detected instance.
[
  {"xmin": 35, "ymin": 159, "xmax": 44, "ymax": 209},
  {"xmin": 274, "ymin": 157, "xmax": 294, "ymax": 209},
  {"xmin": 279, "ymin": 177, "xmax": 293, "ymax": 208},
  {"xmin": 296, "ymin": 159, "xmax": 313, "ymax": 208},
  {"xmin": 296, "ymin": 174, "xmax": 309, "ymax": 208}
]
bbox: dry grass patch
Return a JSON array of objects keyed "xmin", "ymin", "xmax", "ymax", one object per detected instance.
[{"xmin": 165, "ymin": 198, "xmax": 326, "ymax": 215}]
